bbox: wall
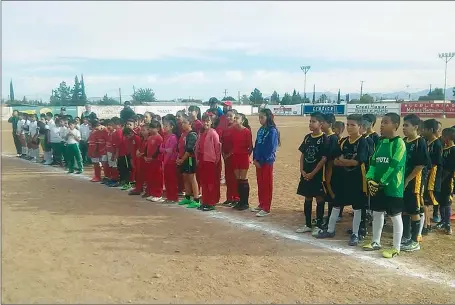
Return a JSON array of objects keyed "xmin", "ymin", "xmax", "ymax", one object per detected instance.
[
  {"xmin": 3, "ymin": 105, "xmax": 79, "ymax": 119},
  {"xmin": 401, "ymin": 102, "xmax": 455, "ymax": 118},
  {"xmin": 346, "ymin": 103, "xmax": 401, "ymax": 116},
  {"xmin": 266, "ymin": 104, "xmax": 302, "ymax": 116}
]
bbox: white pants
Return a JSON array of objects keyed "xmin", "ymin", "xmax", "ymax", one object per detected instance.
[{"xmin": 106, "ymin": 152, "xmax": 117, "ymax": 167}]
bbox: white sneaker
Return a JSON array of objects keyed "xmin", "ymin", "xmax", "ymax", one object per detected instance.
[
  {"xmin": 256, "ymin": 210, "xmax": 269, "ymax": 217},
  {"xmin": 312, "ymin": 227, "xmax": 323, "ymax": 237},
  {"xmin": 296, "ymin": 226, "xmax": 312, "ymax": 233},
  {"xmin": 155, "ymin": 197, "xmax": 165, "ymax": 203},
  {"xmin": 165, "ymin": 200, "xmax": 177, "ymax": 204},
  {"xmin": 251, "ymin": 206, "xmax": 262, "ymax": 212},
  {"xmin": 146, "ymin": 196, "xmax": 163, "ymax": 202}
]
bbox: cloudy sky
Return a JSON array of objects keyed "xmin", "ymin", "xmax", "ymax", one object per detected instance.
[{"xmin": 2, "ymin": 1, "xmax": 455, "ymax": 101}]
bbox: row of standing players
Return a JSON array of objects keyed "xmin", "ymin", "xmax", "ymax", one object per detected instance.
[{"xmin": 295, "ymin": 111, "xmax": 455, "ymax": 259}]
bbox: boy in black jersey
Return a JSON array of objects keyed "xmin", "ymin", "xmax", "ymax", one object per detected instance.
[
  {"xmin": 438, "ymin": 128, "xmax": 455, "ymax": 234},
  {"xmin": 432, "ymin": 120, "xmax": 444, "ymax": 222},
  {"xmin": 401, "ymin": 114, "xmax": 429, "ymax": 252},
  {"xmin": 421, "ymin": 119, "xmax": 443, "ymax": 235},
  {"xmin": 321, "ymin": 113, "xmax": 339, "ymax": 224},
  {"xmin": 317, "ymin": 114, "xmax": 369, "ymax": 246},
  {"xmin": 296, "ymin": 112, "xmax": 328, "ymax": 235},
  {"xmin": 334, "ymin": 121, "xmax": 345, "ymax": 139},
  {"xmin": 362, "ymin": 114, "xmax": 380, "ymax": 147}
]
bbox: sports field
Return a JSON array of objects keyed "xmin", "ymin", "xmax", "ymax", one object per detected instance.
[{"xmin": 2, "ymin": 116, "xmax": 455, "ymax": 303}]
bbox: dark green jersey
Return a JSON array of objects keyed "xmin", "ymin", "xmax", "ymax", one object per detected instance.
[{"xmin": 366, "ymin": 136, "xmax": 407, "ymax": 198}]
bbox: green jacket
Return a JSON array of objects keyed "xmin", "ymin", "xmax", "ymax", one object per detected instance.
[{"xmin": 366, "ymin": 136, "xmax": 406, "ymax": 198}]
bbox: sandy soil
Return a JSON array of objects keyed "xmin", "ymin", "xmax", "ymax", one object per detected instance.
[{"xmin": 2, "ymin": 117, "xmax": 455, "ymax": 303}]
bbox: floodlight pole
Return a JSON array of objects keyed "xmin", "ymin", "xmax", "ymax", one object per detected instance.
[
  {"xmin": 439, "ymin": 52, "xmax": 455, "ymax": 118},
  {"xmin": 300, "ymin": 66, "xmax": 311, "ymax": 102}
]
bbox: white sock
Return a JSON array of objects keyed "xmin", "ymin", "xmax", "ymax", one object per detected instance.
[
  {"xmin": 21, "ymin": 147, "xmax": 25, "ymax": 154},
  {"xmin": 328, "ymin": 207, "xmax": 340, "ymax": 233},
  {"xmin": 372, "ymin": 211, "xmax": 385, "ymax": 244},
  {"xmin": 24, "ymin": 147, "xmax": 28, "ymax": 155},
  {"xmin": 352, "ymin": 209, "xmax": 362, "ymax": 236},
  {"xmin": 391, "ymin": 214, "xmax": 403, "ymax": 251},
  {"xmin": 418, "ymin": 212, "xmax": 425, "ymax": 235}
]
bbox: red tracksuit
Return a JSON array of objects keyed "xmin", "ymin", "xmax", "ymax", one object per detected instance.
[
  {"xmin": 133, "ymin": 137, "xmax": 148, "ymax": 193},
  {"xmin": 177, "ymin": 123, "xmax": 184, "ymax": 192},
  {"xmin": 231, "ymin": 127, "xmax": 253, "ymax": 169},
  {"xmin": 146, "ymin": 134, "xmax": 163, "ymax": 197},
  {"xmin": 256, "ymin": 164, "xmax": 274, "ymax": 213},
  {"xmin": 96, "ymin": 129, "xmax": 111, "ymax": 179},
  {"xmin": 221, "ymin": 125, "xmax": 239, "ymax": 202},
  {"xmin": 128, "ymin": 132, "xmax": 141, "ymax": 182},
  {"xmin": 197, "ymin": 130, "xmax": 221, "ymax": 206},
  {"xmin": 160, "ymin": 133, "xmax": 179, "ymax": 201}
]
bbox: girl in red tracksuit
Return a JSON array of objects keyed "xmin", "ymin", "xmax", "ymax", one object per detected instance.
[
  {"xmin": 160, "ymin": 117, "xmax": 179, "ymax": 203},
  {"xmin": 231, "ymin": 113, "xmax": 253, "ymax": 211},
  {"xmin": 221, "ymin": 109, "xmax": 239, "ymax": 206},
  {"xmin": 188, "ymin": 106, "xmax": 203, "ymax": 135},
  {"xmin": 88, "ymin": 121, "xmax": 101, "ymax": 182},
  {"xmin": 105, "ymin": 119, "xmax": 119, "ymax": 185},
  {"xmin": 196, "ymin": 113, "xmax": 221, "ymax": 211},
  {"xmin": 126, "ymin": 119, "xmax": 141, "ymax": 185},
  {"xmin": 95, "ymin": 120, "xmax": 110, "ymax": 183},
  {"xmin": 145, "ymin": 120, "xmax": 164, "ymax": 202},
  {"xmin": 129, "ymin": 124, "xmax": 149, "ymax": 196}
]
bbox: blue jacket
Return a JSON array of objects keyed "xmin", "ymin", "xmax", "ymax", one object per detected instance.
[{"xmin": 253, "ymin": 126, "xmax": 278, "ymax": 165}]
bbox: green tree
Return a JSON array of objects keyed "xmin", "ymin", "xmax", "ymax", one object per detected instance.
[
  {"xmin": 22, "ymin": 96, "xmax": 27, "ymax": 104},
  {"xmin": 50, "ymin": 81, "xmax": 72, "ymax": 106},
  {"xmin": 359, "ymin": 94, "xmax": 375, "ymax": 104},
  {"xmin": 221, "ymin": 96, "xmax": 236, "ymax": 102},
  {"xmin": 208, "ymin": 97, "xmax": 220, "ymax": 104},
  {"xmin": 98, "ymin": 94, "xmax": 118, "ymax": 105},
  {"xmin": 419, "ymin": 87, "xmax": 445, "ymax": 101},
  {"xmin": 131, "ymin": 88, "xmax": 156, "ymax": 104},
  {"xmin": 71, "ymin": 75, "xmax": 86, "ymax": 105},
  {"xmin": 240, "ymin": 94, "xmax": 249, "ymax": 104},
  {"xmin": 281, "ymin": 93, "xmax": 292, "ymax": 105},
  {"xmin": 249, "ymin": 88, "xmax": 264, "ymax": 106},
  {"xmin": 337, "ymin": 89, "xmax": 341, "ymax": 104},
  {"xmin": 291, "ymin": 89, "xmax": 302, "ymax": 104},
  {"xmin": 318, "ymin": 94, "xmax": 328, "ymax": 103},
  {"xmin": 271, "ymin": 91, "xmax": 280, "ymax": 104},
  {"xmin": 9, "ymin": 80, "xmax": 15, "ymax": 101},
  {"xmin": 81, "ymin": 74, "xmax": 87, "ymax": 102}
]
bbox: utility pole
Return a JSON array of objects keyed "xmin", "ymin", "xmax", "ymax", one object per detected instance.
[
  {"xmin": 360, "ymin": 80, "xmax": 365, "ymax": 99},
  {"xmin": 438, "ymin": 52, "xmax": 455, "ymax": 118},
  {"xmin": 300, "ymin": 66, "xmax": 311, "ymax": 102},
  {"xmin": 119, "ymin": 88, "xmax": 122, "ymax": 105},
  {"xmin": 223, "ymin": 89, "xmax": 228, "ymax": 98}
]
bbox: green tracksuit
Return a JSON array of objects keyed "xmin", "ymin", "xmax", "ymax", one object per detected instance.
[{"xmin": 366, "ymin": 136, "xmax": 407, "ymax": 198}]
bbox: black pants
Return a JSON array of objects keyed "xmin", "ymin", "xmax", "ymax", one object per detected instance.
[
  {"xmin": 79, "ymin": 140, "xmax": 88, "ymax": 163},
  {"xmin": 13, "ymin": 132, "xmax": 21, "ymax": 154},
  {"xmin": 117, "ymin": 155, "xmax": 132, "ymax": 184}
]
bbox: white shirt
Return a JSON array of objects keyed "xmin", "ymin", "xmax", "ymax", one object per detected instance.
[
  {"xmin": 79, "ymin": 124, "xmax": 90, "ymax": 141},
  {"xmin": 60, "ymin": 126, "xmax": 68, "ymax": 142},
  {"xmin": 66, "ymin": 128, "xmax": 81, "ymax": 145},
  {"xmin": 28, "ymin": 121, "xmax": 38, "ymax": 137},
  {"xmin": 50, "ymin": 126, "xmax": 63, "ymax": 143},
  {"xmin": 47, "ymin": 119, "xmax": 55, "ymax": 130},
  {"xmin": 23, "ymin": 120, "xmax": 30, "ymax": 134},
  {"xmin": 16, "ymin": 119, "xmax": 25, "ymax": 135}
]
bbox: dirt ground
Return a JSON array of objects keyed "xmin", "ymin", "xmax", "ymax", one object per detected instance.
[{"xmin": 2, "ymin": 116, "xmax": 455, "ymax": 303}]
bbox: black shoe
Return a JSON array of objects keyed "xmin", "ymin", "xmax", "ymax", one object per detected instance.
[
  {"xmin": 202, "ymin": 205, "xmax": 216, "ymax": 211},
  {"xmin": 422, "ymin": 227, "xmax": 430, "ymax": 235},
  {"xmin": 221, "ymin": 200, "xmax": 232, "ymax": 206},
  {"xmin": 348, "ymin": 234, "xmax": 359, "ymax": 246},
  {"xmin": 197, "ymin": 205, "xmax": 204, "ymax": 210},
  {"xmin": 233, "ymin": 203, "xmax": 249, "ymax": 211}
]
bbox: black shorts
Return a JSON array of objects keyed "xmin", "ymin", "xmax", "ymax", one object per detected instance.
[
  {"xmin": 370, "ymin": 191, "xmax": 404, "ymax": 216},
  {"xmin": 423, "ymin": 190, "xmax": 440, "ymax": 206},
  {"xmin": 297, "ymin": 175, "xmax": 325, "ymax": 198},
  {"xmin": 403, "ymin": 189, "xmax": 422, "ymax": 215},
  {"xmin": 333, "ymin": 188, "xmax": 366, "ymax": 210},
  {"xmin": 180, "ymin": 156, "xmax": 197, "ymax": 174}
]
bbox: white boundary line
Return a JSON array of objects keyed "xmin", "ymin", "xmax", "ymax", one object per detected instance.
[{"xmin": 3, "ymin": 154, "xmax": 455, "ymax": 289}]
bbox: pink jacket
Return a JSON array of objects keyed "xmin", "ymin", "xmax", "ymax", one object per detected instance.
[
  {"xmin": 196, "ymin": 128, "xmax": 221, "ymax": 164},
  {"xmin": 159, "ymin": 133, "xmax": 178, "ymax": 165}
]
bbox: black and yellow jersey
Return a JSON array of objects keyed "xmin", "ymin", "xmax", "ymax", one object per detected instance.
[
  {"xmin": 404, "ymin": 136, "xmax": 430, "ymax": 194},
  {"xmin": 426, "ymin": 137, "xmax": 443, "ymax": 193}
]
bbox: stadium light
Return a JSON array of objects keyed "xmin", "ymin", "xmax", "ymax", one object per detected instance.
[
  {"xmin": 438, "ymin": 52, "xmax": 455, "ymax": 117},
  {"xmin": 300, "ymin": 66, "xmax": 311, "ymax": 102}
]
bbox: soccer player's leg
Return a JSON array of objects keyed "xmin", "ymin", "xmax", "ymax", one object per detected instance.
[
  {"xmin": 382, "ymin": 197, "xmax": 404, "ymax": 258},
  {"xmin": 363, "ymin": 192, "xmax": 385, "ymax": 251},
  {"xmin": 401, "ymin": 190, "xmax": 421, "ymax": 252}
]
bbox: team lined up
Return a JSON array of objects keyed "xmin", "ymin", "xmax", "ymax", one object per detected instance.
[{"xmin": 296, "ymin": 112, "xmax": 455, "ymax": 258}]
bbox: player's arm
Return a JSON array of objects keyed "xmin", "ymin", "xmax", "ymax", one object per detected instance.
[
  {"xmin": 442, "ymin": 149, "xmax": 455, "ymax": 181},
  {"xmin": 379, "ymin": 139, "xmax": 406, "ymax": 186},
  {"xmin": 405, "ymin": 139, "xmax": 427, "ymax": 186},
  {"xmin": 298, "ymin": 139, "xmax": 306, "ymax": 176},
  {"xmin": 366, "ymin": 143, "xmax": 379, "ymax": 181},
  {"xmin": 427, "ymin": 141, "xmax": 443, "ymax": 191},
  {"xmin": 308, "ymin": 138, "xmax": 328, "ymax": 178},
  {"xmin": 179, "ymin": 132, "xmax": 197, "ymax": 163}
]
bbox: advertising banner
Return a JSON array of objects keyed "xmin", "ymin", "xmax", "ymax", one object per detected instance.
[
  {"xmin": 303, "ymin": 104, "xmax": 345, "ymax": 115},
  {"xmin": 266, "ymin": 104, "xmax": 302, "ymax": 116},
  {"xmin": 401, "ymin": 102, "xmax": 455, "ymax": 118},
  {"xmin": 13, "ymin": 106, "xmax": 78, "ymax": 118},
  {"xmin": 346, "ymin": 103, "xmax": 400, "ymax": 116}
]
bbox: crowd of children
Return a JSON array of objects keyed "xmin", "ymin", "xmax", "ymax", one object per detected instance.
[
  {"xmin": 9, "ymin": 107, "xmax": 454, "ymax": 258},
  {"xmin": 295, "ymin": 111, "xmax": 455, "ymax": 258}
]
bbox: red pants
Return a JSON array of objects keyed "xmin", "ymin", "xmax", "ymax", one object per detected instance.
[
  {"xmin": 224, "ymin": 157, "xmax": 239, "ymax": 201},
  {"xmin": 215, "ymin": 161, "xmax": 222, "ymax": 201},
  {"xmin": 163, "ymin": 161, "xmax": 179, "ymax": 201},
  {"xmin": 256, "ymin": 163, "xmax": 274, "ymax": 212},
  {"xmin": 130, "ymin": 156, "xmax": 137, "ymax": 182},
  {"xmin": 200, "ymin": 161, "xmax": 221, "ymax": 206},
  {"xmin": 146, "ymin": 160, "xmax": 163, "ymax": 197},
  {"xmin": 134, "ymin": 158, "xmax": 146, "ymax": 192}
]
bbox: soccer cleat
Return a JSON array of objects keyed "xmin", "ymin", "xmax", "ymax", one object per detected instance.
[
  {"xmin": 401, "ymin": 241, "xmax": 420, "ymax": 252},
  {"xmin": 434, "ymin": 223, "xmax": 444, "ymax": 230},
  {"xmin": 256, "ymin": 210, "xmax": 269, "ymax": 217},
  {"xmin": 186, "ymin": 201, "xmax": 201, "ymax": 209},
  {"xmin": 178, "ymin": 198, "xmax": 192, "ymax": 206},
  {"xmin": 312, "ymin": 226, "xmax": 324, "ymax": 237},
  {"xmin": 202, "ymin": 205, "xmax": 216, "ymax": 212},
  {"xmin": 401, "ymin": 237, "xmax": 411, "ymax": 245},
  {"xmin": 348, "ymin": 234, "xmax": 359, "ymax": 246},
  {"xmin": 296, "ymin": 226, "xmax": 312, "ymax": 233},
  {"xmin": 251, "ymin": 206, "xmax": 262, "ymax": 213},
  {"xmin": 382, "ymin": 248, "xmax": 400, "ymax": 258},
  {"xmin": 316, "ymin": 230, "xmax": 335, "ymax": 239},
  {"xmin": 120, "ymin": 183, "xmax": 132, "ymax": 191},
  {"xmin": 155, "ymin": 197, "xmax": 165, "ymax": 203},
  {"xmin": 221, "ymin": 200, "xmax": 232, "ymax": 206},
  {"xmin": 233, "ymin": 204, "xmax": 249, "ymax": 211},
  {"xmin": 229, "ymin": 201, "xmax": 239, "ymax": 208},
  {"xmin": 363, "ymin": 241, "xmax": 381, "ymax": 251},
  {"xmin": 433, "ymin": 215, "xmax": 441, "ymax": 223},
  {"xmin": 146, "ymin": 196, "xmax": 163, "ymax": 202}
]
